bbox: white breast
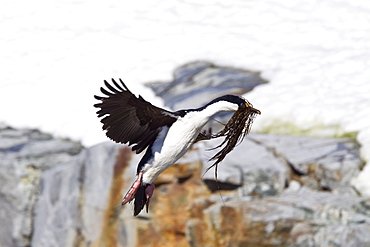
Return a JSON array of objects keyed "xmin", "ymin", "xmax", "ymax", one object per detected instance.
[{"xmin": 142, "ymin": 112, "xmax": 207, "ymax": 183}]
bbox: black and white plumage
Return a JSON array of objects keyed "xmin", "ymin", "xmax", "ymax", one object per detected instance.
[{"xmin": 94, "ymin": 79, "xmax": 260, "ymax": 216}]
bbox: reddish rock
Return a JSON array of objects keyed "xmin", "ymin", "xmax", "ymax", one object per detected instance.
[{"xmin": 137, "ymin": 157, "xmax": 211, "ymax": 247}]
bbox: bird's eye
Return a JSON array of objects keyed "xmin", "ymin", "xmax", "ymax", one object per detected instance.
[{"xmin": 239, "ymin": 102, "xmax": 247, "ymax": 108}]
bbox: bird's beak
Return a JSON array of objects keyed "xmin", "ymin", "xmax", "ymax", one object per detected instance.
[{"xmin": 245, "ymin": 102, "xmax": 261, "ymax": 115}]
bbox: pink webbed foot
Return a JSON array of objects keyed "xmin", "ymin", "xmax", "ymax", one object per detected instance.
[
  {"xmin": 121, "ymin": 171, "xmax": 143, "ymax": 205},
  {"xmin": 145, "ymin": 183, "xmax": 155, "ymax": 212}
]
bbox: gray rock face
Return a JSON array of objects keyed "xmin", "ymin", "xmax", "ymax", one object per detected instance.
[
  {"xmin": 249, "ymin": 134, "xmax": 362, "ymax": 194},
  {"xmin": 32, "ymin": 142, "xmax": 142, "ymax": 247},
  {"xmin": 187, "ymin": 188, "xmax": 370, "ymax": 247},
  {"xmin": 0, "ymin": 123, "xmax": 367, "ymax": 247},
  {"xmin": 201, "ymin": 133, "xmax": 362, "ymax": 197},
  {"xmin": 201, "ymin": 136, "xmax": 289, "ymax": 197},
  {"xmin": 147, "ymin": 61, "xmax": 266, "ymax": 110},
  {"xmin": 0, "ymin": 126, "xmax": 83, "ymax": 247}
]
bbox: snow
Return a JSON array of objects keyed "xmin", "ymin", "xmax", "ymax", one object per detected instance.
[{"xmin": 1, "ymin": 0, "xmax": 370, "ymax": 194}]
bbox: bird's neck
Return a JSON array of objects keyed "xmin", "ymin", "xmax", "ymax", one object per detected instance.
[
  {"xmin": 199, "ymin": 100, "xmax": 238, "ymax": 117},
  {"xmin": 184, "ymin": 101, "xmax": 238, "ymax": 128}
]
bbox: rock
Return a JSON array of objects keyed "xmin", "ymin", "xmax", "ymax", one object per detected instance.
[
  {"xmin": 30, "ymin": 140, "xmax": 210, "ymax": 247},
  {"xmin": 186, "ymin": 187, "xmax": 370, "ymax": 247},
  {"xmin": 200, "ymin": 137, "xmax": 289, "ymax": 197},
  {"xmin": 135, "ymin": 151, "xmax": 211, "ymax": 247},
  {"xmin": 199, "ymin": 133, "xmax": 362, "ymax": 197},
  {"xmin": 0, "ymin": 124, "xmax": 367, "ymax": 246},
  {"xmin": 32, "ymin": 142, "xmax": 141, "ymax": 247},
  {"xmin": 146, "ymin": 61, "xmax": 266, "ymax": 110},
  {"xmin": 249, "ymin": 134, "xmax": 362, "ymax": 194},
  {"xmin": 0, "ymin": 125, "xmax": 83, "ymax": 247}
]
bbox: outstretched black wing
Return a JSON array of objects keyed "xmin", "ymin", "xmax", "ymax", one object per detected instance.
[{"xmin": 94, "ymin": 79, "xmax": 178, "ymax": 153}]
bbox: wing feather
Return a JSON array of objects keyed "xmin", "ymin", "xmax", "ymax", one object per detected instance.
[
  {"xmin": 104, "ymin": 79, "xmax": 121, "ymax": 94},
  {"xmin": 94, "ymin": 78, "xmax": 178, "ymax": 153},
  {"xmin": 112, "ymin": 78, "xmax": 125, "ymax": 91}
]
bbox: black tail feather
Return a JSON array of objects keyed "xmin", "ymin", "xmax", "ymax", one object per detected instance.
[{"xmin": 134, "ymin": 184, "xmax": 147, "ymax": 216}]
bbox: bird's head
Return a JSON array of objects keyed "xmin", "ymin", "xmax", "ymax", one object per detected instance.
[{"xmin": 206, "ymin": 95, "xmax": 261, "ymax": 115}]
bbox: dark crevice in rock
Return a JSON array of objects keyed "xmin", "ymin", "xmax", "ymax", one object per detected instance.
[
  {"xmin": 321, "ymin": 185, "xmax": 331, "ymax": 191},
  {"xmin": 203, "ymin": 179, "xmax": 241, "ymax": 192},
  {"xmin": 154, "ymin": 181, "xmax": 172, "ymax": 187},
  {"xmin": 286, "ymin": 160, "xmax": 307, "ymax": 176},
  {"xmin": 178, "ymin": 175, "xmax": 192, "ymax": 184}
]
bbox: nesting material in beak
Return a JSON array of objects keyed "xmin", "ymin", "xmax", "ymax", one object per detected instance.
[{"xmin": 205, "ymin": 104, "xmax": 261, "ymax": 175}]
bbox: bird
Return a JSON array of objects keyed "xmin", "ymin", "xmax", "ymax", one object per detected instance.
[{"xmin": 94, "ymin": 78, "xmax": 260, "ymax": 216}]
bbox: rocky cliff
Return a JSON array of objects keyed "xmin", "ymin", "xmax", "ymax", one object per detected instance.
[{"xmin": 1, "ymin": 124, "xmax": 369, "ymax": 247}]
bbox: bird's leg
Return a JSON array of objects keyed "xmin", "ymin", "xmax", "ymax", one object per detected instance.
[
  {"xmin": 195, "ymin": 127, "xmax": 215, "ymax": 142},
  {"xmin": 145, "ymin": 183, "xmax": 155, "ymax": 212},
  {"xmin": 205, "ymin": 127, "xmax": 214, "ymax": 138},
  {"xmin": 121, "ymin": 171, "xmax": 143, "ymax": 205}
]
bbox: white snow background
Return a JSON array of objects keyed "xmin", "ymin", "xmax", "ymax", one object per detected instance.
[{"xmin": 1, "ymin": 0, "xmax": 370, "ymax": 194}]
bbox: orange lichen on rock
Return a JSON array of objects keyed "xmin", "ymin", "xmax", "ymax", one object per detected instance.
[{"xmin": 93, "ymin": 147, "xmax": 132, "ymax": 247}]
